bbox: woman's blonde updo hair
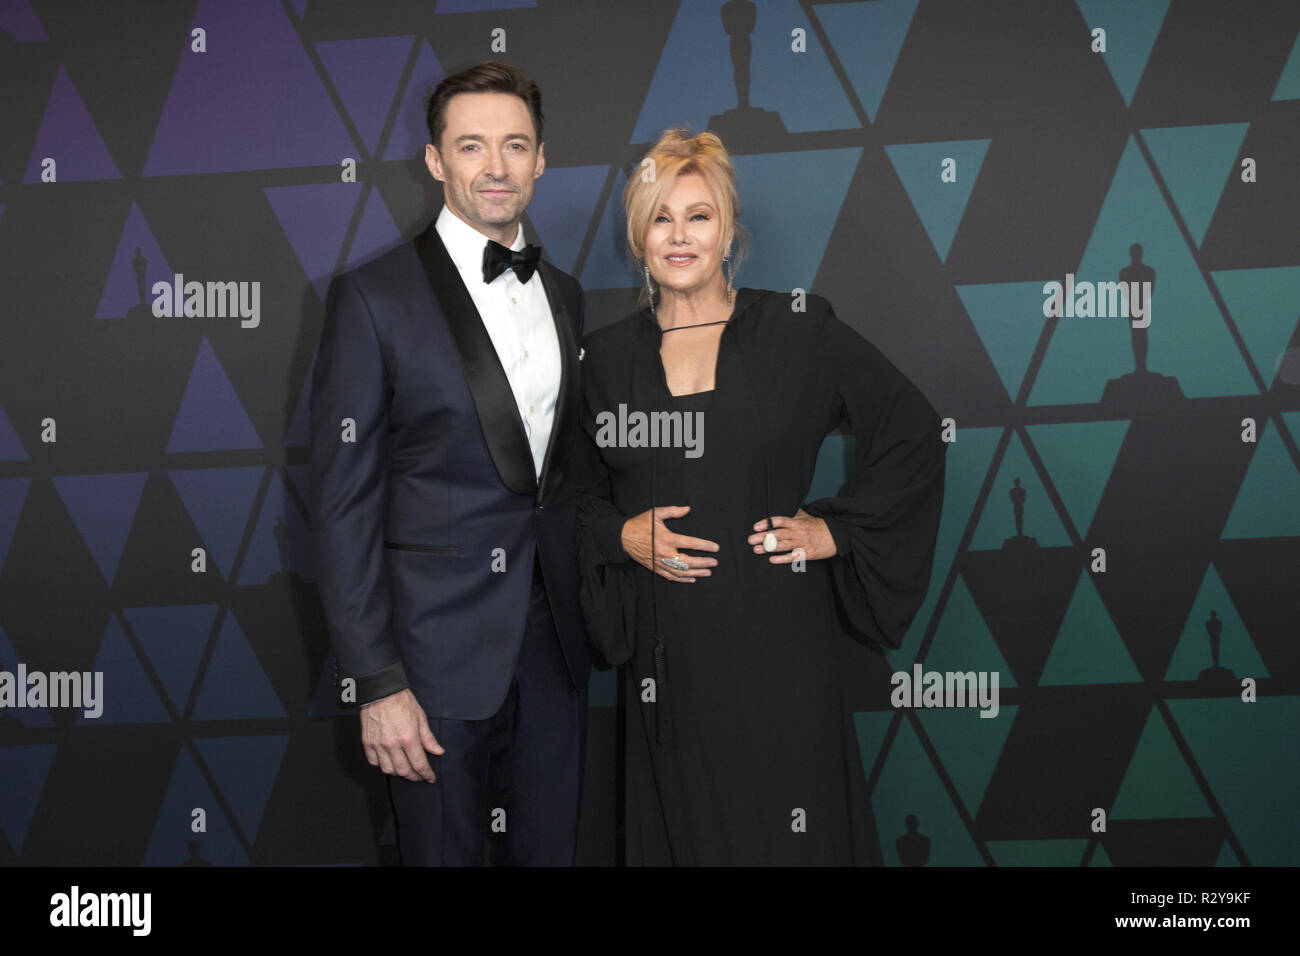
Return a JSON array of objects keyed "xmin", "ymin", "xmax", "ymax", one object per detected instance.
[{"xmin": 624, "ymin": 128, "xmax": 748, "ymax": 304}]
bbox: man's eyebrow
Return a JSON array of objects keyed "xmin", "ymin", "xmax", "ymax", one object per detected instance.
[{"xmin": 451, "ymin": 132, "xmax": 534, "ymax": 145}]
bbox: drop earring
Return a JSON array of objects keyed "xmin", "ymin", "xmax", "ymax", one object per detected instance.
[{"xmin": 644, "ymin": 261, "xmax": 657, "ymax": 314}]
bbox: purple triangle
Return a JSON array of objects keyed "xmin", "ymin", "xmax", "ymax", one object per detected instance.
[
  {"xmin": 168, "ymin": 466, "xmax": 264, "ymax": 578},
  {"xmin": 143, "ymin": 0, "xmax": 354, "ymax": 176},
  {"xmin": 264, "ymin": 183, "xmax": 363, "ymax": 302},
  {"xmin": 0, "ymin": 402, "xmax": 26, "ymax": 461},
  {"xmin": 0, "ymin": 1, "xmax": 47, "ymax": 41},
  {"xmin": 192, "ymin": 614, "xmax": 287, "ymax": 720},
  {"xmin": 167, "ymin": 338, "xmax": 262, "ymax": 452},
  {"xmin": 527, "ymin": 165, "xmax": 608, "ymax": 273},
  {"xmin": 51, "ymin": 472, "xmax": 147, "ymax": 584},
  {"xmin": 125, "ymin": 604, "xmax": 219, "ymax": 712},
  {"xmin": 23, "ymin": 65, "xmax": 120, "ymax": 182},
  {"xmin": 195, "ymin": 735, "xmax": 288, "ymax": 841},
  {"xmin": 144, "ymin": 747, "xmax": 249, "ymax": 865},
  {"xmin": 289, "ymin": 0, "xmax": 309, "ymax": 17},
  {"xmin": 435, "ymin": 0, "xmax": 537, "ymax": 11},
  {"xmin": 237, "ymin": 470, "xmax": 315, "ymax": 585},
  {"xmin": 77, "ymin": 617, "xmax": 170, "ymax": 725},
  {"xmin": 382, "ymin": 40, "xmax": 445, "ymax": 160},
  {"xmin": 0, "ymin": 626, "xmax": 53, "ymax": 728},
  {"xmin": 0, "ymin": 478, "xmax": 30, "ymax": 578},
  {"xmin": 94, "ymin": 203, "xmax": 175, "ymax": 319},
  {"xmin": 315, "ymin": 36, "xmax": 413, "ymax": 156},
  {"xmin": 0, "ymin": 744, "xmax": 57, "ymax": 854},
  {"xmin": 0, "ymin": 479, "xmax": 28, "ymax": 579},
  {"xmin": 283, "ymin": 354, "xmax": 313, "ymax": 448},
  {"xmin": 344, "ymin": 186, "xmax": 403, "ymax": 271}
]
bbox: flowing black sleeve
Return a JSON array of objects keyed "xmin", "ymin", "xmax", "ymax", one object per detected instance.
[
  {"xmin": 800, "ymin": 298, "xmax": 947, "ymax": 651},
  {"xmin": 572, "ymin": 351, "xmax": 639, "ymax": 667}
]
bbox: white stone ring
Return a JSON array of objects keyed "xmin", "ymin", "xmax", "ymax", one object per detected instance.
[{"xmin": 762, "ymin": 532, "xmax": 778, "ymax": 552}]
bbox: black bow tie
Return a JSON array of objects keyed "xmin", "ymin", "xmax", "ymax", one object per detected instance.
[{"xmin": 482, "ymin": 239, "xmax": 541, "ymax": 284}]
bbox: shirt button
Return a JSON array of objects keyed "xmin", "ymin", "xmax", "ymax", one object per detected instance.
[{"xmin": 511, "ymin": 297, "xmax": 518, "ymax": 304}]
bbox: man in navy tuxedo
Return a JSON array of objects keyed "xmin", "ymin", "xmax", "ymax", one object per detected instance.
[{"xmin": 309, "ymin": 61, "xmax": 591, "ymax": 865}]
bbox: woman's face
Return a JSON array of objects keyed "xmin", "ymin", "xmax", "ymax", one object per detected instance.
[{"xmin": 642, "ymin": 171, "xmax": 731, "ymax": 301}]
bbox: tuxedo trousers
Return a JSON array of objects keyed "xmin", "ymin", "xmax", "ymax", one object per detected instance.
[{"xmin": 386, "ymin": 549, "xmax": 587, "ymax": 865}]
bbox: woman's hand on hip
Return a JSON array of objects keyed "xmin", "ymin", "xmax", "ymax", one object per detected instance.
[{"xmin": 621, "ymin": 505, "xmax": 719, "ymax": 583}]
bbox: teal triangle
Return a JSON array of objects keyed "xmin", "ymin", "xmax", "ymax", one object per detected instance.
[
  {"xmin": 969, "ymin": 431, "xmax": 1070, "ymax": 549},
  {"xmin": 1165, "ymin": 564, "xmax": 1269, "ymax": 680},
  {"xmin": 1168, "ymin": 696, "xmax": 1300, "ymax": 866},
  {"xmin": 1040, "ymin": 572, "xmax": 1142, "ymax": 685},
  {"xmin": 1214, "ymin": 839, "xmax": 1240, "ymax": 866},
  {"xmin": 956, "ymin": 282, "xmax": 1049, "ymax": 401},
  {"xmin": 731, "ymin": 149, "xmax": 863, "ymax": 290},
  {"xmin": 873, "ymin": 717, "xmax": 984, "ymax": 865},
  {"xmin": 578, "ymin": 168, "xmax": 635, "ymax": 290},
  {"xmin": 889, "ymin": 427, "xmax": 1001, "ymax": 667},
  {"xmin": 924, "ymin": 575, "xmax": 1017, "ymax": 688},
  {"xmin": 1025, "ymin": 420, "xmax": 1128, "ymax": 538},
  {"xmin": 1091, "ymin": 843, "xmax": 1113, "ymax": 866},
  {"xmin": 1272, "ymin": 30, "xmax": 1300, "ymax": 100},
  {"xmin": 1074, "ymin": 0, "xmax": 1172, "ymax": 106},
  {"xmin": 1031, "ymin": 136, "xmax": 1255, "ymax": 404},
  {"xmin": 1212, "ymin": 266, "xmax": 1300, "ymax": 386},
  {"xmin": 987, "ymin": 838, "xmax": 1088, "ymax": 866},
  {"xmin": 916, "ymin": 704, "xmax": 1018, "ymax": 817},
  {"xmin": 814, "ymin": 0, "xmax": 920, "ymax": 122},
  {"xmin": 588, "ymin": 665, "xmax": 617, "ymax": 708},
  {"xmin": 1111, "ymin": 705, "xmax": 1212, "ymax": 819},
  {"xmin": 808, "ymin": 433, "xmax": 853, "ymax": 502},
  {"xmin": 1142, "ymin": 123, "xmax": 1249, "ymax": 246},
  {"xmin": 883, "ymin": 139, "xmax": 990, "ymax": 261},
  {"xmin": 852, "ymin": 709, "xmax": 896, "ymax": 783},
  {"xmin": 1221, "ymin": 413, "xmax": 1300, "ymax": 538}
]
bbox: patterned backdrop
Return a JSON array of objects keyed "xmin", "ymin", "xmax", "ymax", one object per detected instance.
[{"xmin": 0, "ymin": 0, "xmax": 1297, "ymax": 866}]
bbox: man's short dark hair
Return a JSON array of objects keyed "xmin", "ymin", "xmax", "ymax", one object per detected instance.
[{"xmin": 425, "ymin": 61, "xmax": 543, "ymax": 151}]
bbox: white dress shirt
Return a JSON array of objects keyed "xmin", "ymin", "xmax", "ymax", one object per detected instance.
[{"xmin": 436, "ymin": 205, "xmax": 561, "ymax": 481}]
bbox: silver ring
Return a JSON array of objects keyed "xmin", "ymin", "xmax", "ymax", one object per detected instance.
[{"xmin": 661, "ymin": 555, "xmax": 690, "ymax": 571}]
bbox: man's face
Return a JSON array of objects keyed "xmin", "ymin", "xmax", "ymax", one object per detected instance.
[{"xmin": 425, "ymin": 92, "xmax": 544, "ymax": 242}]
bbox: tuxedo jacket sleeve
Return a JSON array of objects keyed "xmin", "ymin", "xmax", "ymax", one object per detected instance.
[{"xmin": 310, "ymin": 270, "xmax": 410, "ymax": 704}]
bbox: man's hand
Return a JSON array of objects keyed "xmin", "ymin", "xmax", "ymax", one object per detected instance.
[
  {"xmin": 360, "ymin": 688, "xmax": 444, "ymax": 782},
  {"xmin": 747, "ymin": 509, "xmax": 837, "ymax": 562},
  {"xmin": 621, "ymin": 505, "xmax": 719, "ymax": 582}
]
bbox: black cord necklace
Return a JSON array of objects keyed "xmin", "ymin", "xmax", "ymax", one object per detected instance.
[{"xmin": 660, "ymin": 319, "xmax": 730, "ymax": 332}]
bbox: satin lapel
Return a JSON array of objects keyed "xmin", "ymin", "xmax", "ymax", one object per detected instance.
[
  {"xmin": 534, "ymin": 259, "xmax": 577, "ymax": 504},
  {"xmin": 412, "ymin": 220, "xmax": 537, "ymax": 496}
]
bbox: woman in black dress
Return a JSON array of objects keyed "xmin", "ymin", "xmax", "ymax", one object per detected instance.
[{"xmin": 575, "ymin": 129, "xmax": 946, "ymax": 865}]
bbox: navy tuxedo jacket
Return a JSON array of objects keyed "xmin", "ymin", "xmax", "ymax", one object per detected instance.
[{"xmin": 309, "ymin": 216, "xmax": 592, "ymax": 720}]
